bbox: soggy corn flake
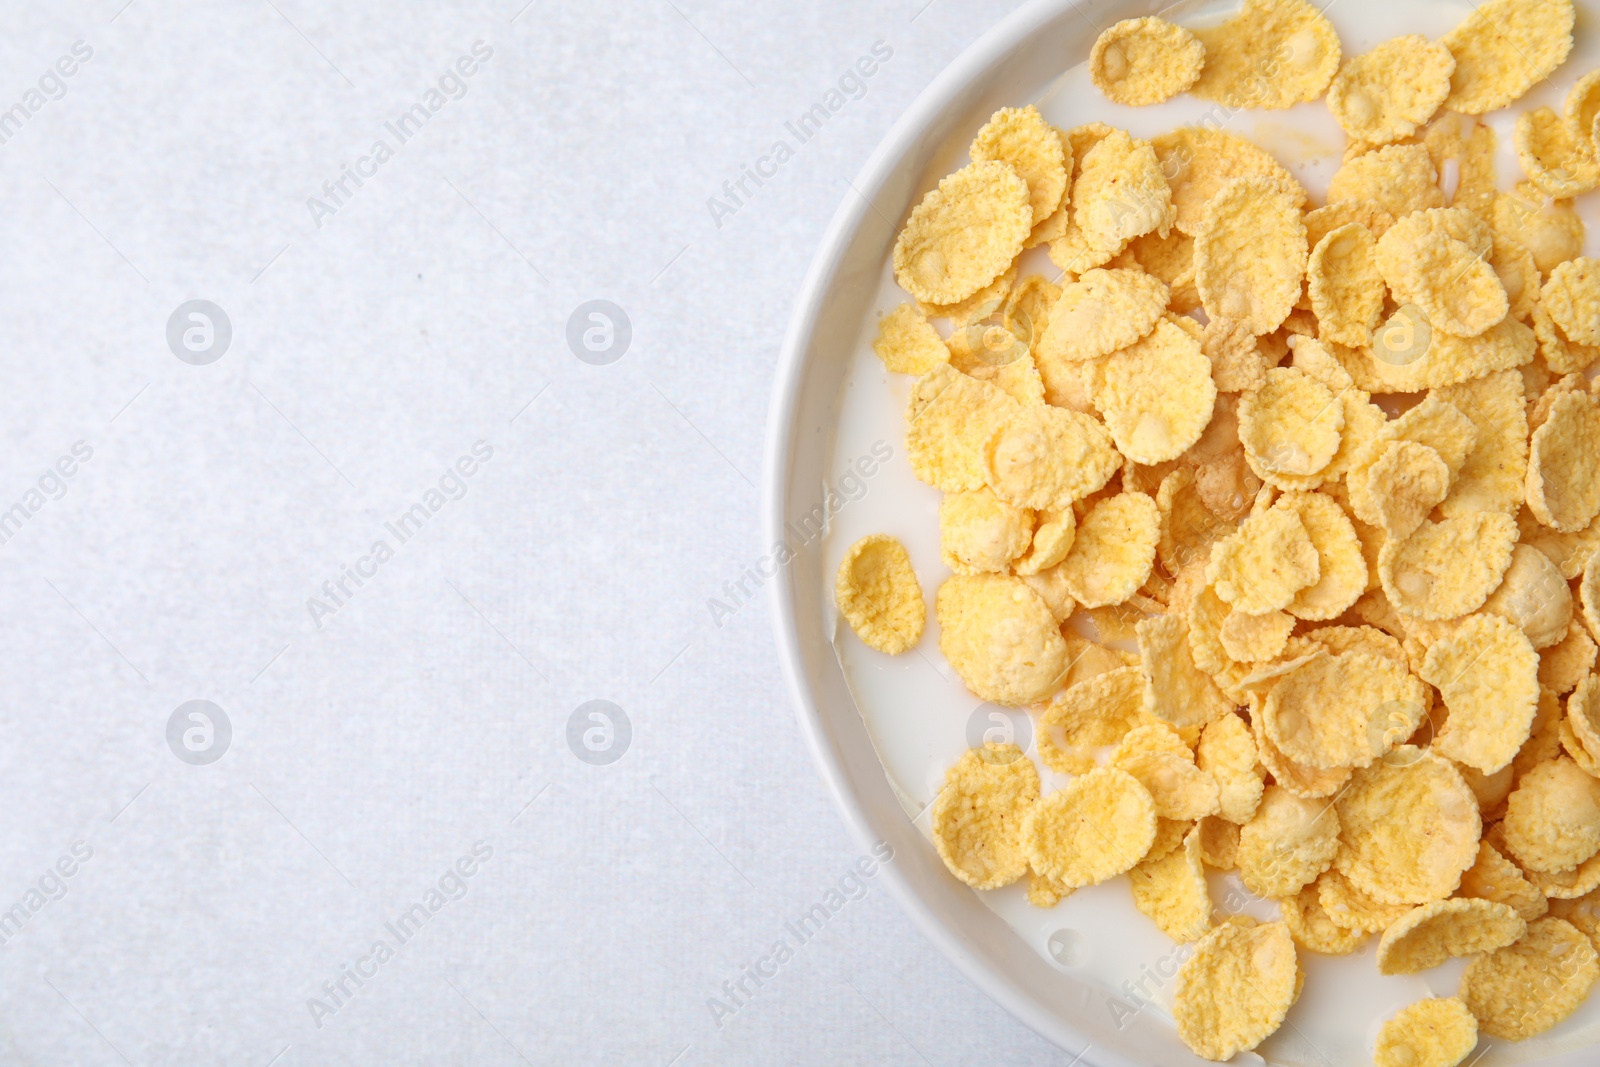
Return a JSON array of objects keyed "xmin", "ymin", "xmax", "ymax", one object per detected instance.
[
  {"xmin": 1328, "ymin": 143, "xmax": 1446, "ymax": 219},
  {"xmin": 1377, "ymin": 898, "xmax": 1526, "ymax": 975},
  {"xmin": 1238, "ymin": 367, "xmax": 1344, "ymax": 487},
  {"xmin": 1208, "ymin": 504, "xmax": 1320, "ymax": 615},
  {"xmin": 1380, "ymin": 513, "xmax": 1518, "ymax": 622},
  {"xmin": 1173, "ymin": 919, "xmax": 1298, "ymax": 1061},
  {"xmin": 937, "ymin": 574, "xmax": 1067, "ymax": 706},
  {"xmin": 1195, "ymin": 177, "xmax": 1308, "ymax": 335},
  {"xmin": 873, "ymin": 304, "xmax": 950, "ymax": 376},
  {"xmin": 1190, "ymin": 0, "xmax": 1340, "ymax": 110},
  {"xmin": 893, "ymin": 160, "xmax": 1032, "ymax": 305},
  {"xmin": 1090, "ymin": 17, "xmax": 1205, "ymax": 107},
  {"xmin": 1308, "ymin": 222, "xmax": 1384, "ymax": 347},
  {"xmin": 940, "ymin": 488, "xmax": 1034, "ymax": 574},
  {"xmin": 1022, "ymin": 767, "xmax": 1156, "ymax": 887},
  {"xmin": 1442, "ymin": 0, "xmax": 1576, "ymax": 114},
  {"xmin": 1327, "ymin": 36, "xmax": 1455, "ymax": 145},
  {"xmin": 835, "ymin": 534, "xmax": 926, "ymax": 654},
  {"xmin": 1421, "ymin": 613, "xmax": 1541, "ymax": 774},
  {"xmin": 1460, "ymin": 916, "xmax": 1599, "ymax": 1041},
  {"xmin": 982, "ymin": 402, "xmax": 1121, "ymax": 511},
  {"xmin": 1373, "ymin": 997, "xmax": 1478, "ymax": 1067},
  {"xmin": 906, "ymin": 366, "xmax": 1019, "ymax": 491},
  {"xmin": 1095, "ymin": 319, "xmax": 1217, "ymax": 465},
  {"xmin": 970, "ymin": 106, "xmax": 1068, "ymax": 233},
  {"xmin": 1238, "ymin": 785, "xmax": 1340, "ymax": 899},
  {"xmin": 1265, "ymin": 650, "xmax": 1427, "ymax": 770},
  {"xmin": 1130, "ymin": 824, "xmax": 1212, "ymax": 942},
  {"xmin": 1515, "ymin": 105, "xmax": 1600, "ymax": 199},
  {"xmin": 1502, "ymin": 756, "xmax": 1600, "ymax": 874},
  {"xmin": 931, "ymin": 743, "xmax": 1039, "ymax": 889},
  {"xmin": 1059, "ymin": 492, "xmax": 1159, "ymax": 608},
  {"xmin": 1528, "ymin": 390, "xmax": 1600, "ymax": 533},
  {"xmin": 1335, "ymin": 748, "xmax": 1481, "ymax": 905}
]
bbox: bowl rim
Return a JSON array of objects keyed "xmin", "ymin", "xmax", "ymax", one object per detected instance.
[{"xmin": 762, "ymin": 0, "xmax": 1106, "ymax": 1056}]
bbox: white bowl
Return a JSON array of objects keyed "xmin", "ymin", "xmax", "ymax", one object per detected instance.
[{"xmin": 765, "ymin": 1, "xmax": 1600, "ymax": 1063}]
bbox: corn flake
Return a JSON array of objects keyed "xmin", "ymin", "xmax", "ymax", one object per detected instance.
[
  {"xmin": 1320, "ymin": 867, "xmax": 1411, "ymax": 933},
  {"xmin": 1238, "ymin": 367, "xmax": 1344, "ymax": 488},
  {"xmin": 873, "ymin": 304, "xmax": 949, "ymax": 376},
  {"xmin": 1281, "ymin": 879, "xmax": 1367, "ymax": 954},
  {"xmin": 937, "ymin": 574, "xmax": 1068, "ymax": 705},
  {"xmin": 1458, "ymin": 839, "xmax": 1549, "ymax": 922},
  {"xmin": 1528, "ymin": 390, "xmax": 1600, "ymax": 532},
  {"xmin": 906, "ymin": 366, "xmax": 1020, "ymax": 491},
  {"xmin": 893, "ymin": 160, "xmax": 1031, "ymax": 305},
  {"xmin": 1130, "ymin": 824, "xmax": 1212, "ymax": 942},
  {"xmin": 1376, "ymin": 212, "xmax": 1508, "ymax": 339},
  {"xmin": 1070, "ymin": 129, "xmax": 1174, "ymax": 263},
  {"xmin": 1373, "ymin": 997, "xmax": 1478, "ymax": 1067},
  {"xmin": 1139, "ymin": 613, "xmax": 1233, "ymax": 730},
  {"xmin": 1367, "ymin": 441, "xmax": 1450, "ymax": 542},
  {"xmin": 931, "ymin": 743, "xmax": 1039, "ymax": 889},
  {"xmin": 1482, "ymin": 543, "xmax": 1573, "ymax": 651},
  {"xmin": 1328, "ymin": 143, "xmax": 1446, "ymax": 219},
  {"xmin": 1058, "ymin": 491, "xmax": 1158, "ymax": 608},
  {"xmin": 1090, "ymin": 17, "xmax": 1205, "ymax": 107},
  {"xmin": 1502, "ymin": 756, "xmax": 1600, "ymax": 874},
  {"xmin": 1035, "ymin": 267, "xmax": 1168, "ymax": 369},
  {"xmin": 1380, "ymin": 513, "xmax": 1518, "ymax": 622},
  {"xmin": 1442, "ymin": 0, "xmax": 1576, "ymax": 114},
  {"xmin": 1328, "ymin": 36, "xmax": 1455, "ymax": 145},
  {"xmin": 1035, "ymin": 665, "xmax": 1145, "ymax": 775},
  {"xmin": 1515, "ymin": 105, "xmax": 1600, "ymax": 199},
  {"xmin": 1335, "ymin": 748, "xmax": 1481, "ymax": 905},
  {"xmin": 1190, "ymin": 0, "xmax": 1340, "ymax": 110},
  {"xmin": 970, "ymin": 105, "xmax": 1068, "ymax": 232},
  {"xmin": 1195, "ymin": 177, "xmax": 1308, "ymax": 335},
  {"xmin": 1543, "ymin": 256, "xmax": 1600, "ymax": 346},
  {"xmin": 1208, "ymin": 504, "xmax": 1320, "ymax": 615},
  {"xmin": 835, "ymin": 534, "xmax": 925, "ymax": 654},
  {"xmin": 1435, "ymin": 371, "xmax": 1530, "ymax": 518},
  {"xmin": 940, "ymin": 488, "xmax": 1033, "ymax": 575},
  {"xmin": 1377, "ymin": 898, "xmax": 1527, "ymax": 975},
  {"xmin": 1173, "ymin": 919, "xmax": 1298, "ymax": 1061},
  {"xmin": 1495, "ymin": 182, "xmax": 1585, "ymax": 275},
  {"xmin": 1460, "ymin": 916, "xmax": 1599, "ymax": 1041},
  {"xmin": 1308, "ymin": 223, "xmax": 1384, "ymax": 347},
  {"xmin": 1266, "ymin": 650, "xmax": 1427, "ymax": 770},
  {"xmin": 1418, "ymin": 613, "xmax": 1540, "ymax": 774},
  {"xmin": 1095, "ymin": 319, "xmax": 1217, "ymax": 465},
  {"xmin": 1022, "ymin": 767, "xmax": 1156, "ymax": 887},
  {"xmin": 1238, "ymin": 785, "xmax": 1340, "ymax": 899},
  {"xmin": 1220, "ymin": 608, "xmax": 1293, "ymax": 663},
  {"xmin": 982, "ymin": 402, "xmax": 1121, "ymax": 511}
]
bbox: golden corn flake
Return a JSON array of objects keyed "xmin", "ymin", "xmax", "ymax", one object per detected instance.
[
  {"xmin": 1491, "ymin": 234, "xmax": 1541, "ymax": 319},
  {"xmin": 1000, "ymin": 274, "xmax": 1059, "ymax": 349},
  {"xmin": 1071, "ymin": 129, "xmax": 1174, "ymax": 261},
  {"xmin": 1442, "ymin": 0, "xmax": 1576, "ymax": 114},
  {"xmin": 1377, "ymin": 898, "xmax": 1527, "ymax": 975},
  {"xmin": 1363, "ymin": 312, "xmax": 1537, "ymax": 393},
  {"xmin": 1116, "ymin": 746, "xmax": 1220, "ymax": 822},
  {"xmin": 970, "ymin": 105, "xmax": 1067, "ymax": 232},
  {"xmin": 1013, "ymin": 508, "xmax": 1075, "ymax": 576},
  {"xmin": 1335, "ymin": 748, "xmax": 1481, "ymax": 905},
  {"xmin": 1197, "ymin": 713, "xmax": 1264, "ymax": 825},
  {"xmin": 1156, "ymin": 467, "xmax": 1233, "ymax": 578},
  {"xmin": 1528, "ymin": 391, "xmax": 1600, "ymax": 533},
  {"xmin": 1035, "ymin": 267, "xmax": 1168, "ymax": 369},
  {"xmin": 939, "ymin": 488, "xmax": 1034, "ymax": 574},
  {"xmin": 1139, "ymin": 613, "xmax": 1233, "ymax": 730},
  {"xmin": 893, "ymin": 160, "xmax": 1031, "ymax": 305},
  {"xmin": 1110, "ymin": 718, "xmax": 1189, "ymax": 764},
  {"xmin": 1304, "ymin": 200, "xmax": 1395, "ymax": 250},
  {"xmin": 1482, "ymin": 543, "xmax": 1573, "ymax": 651},
  {"xmin": 1146, "ymin": 815, "xmax": 1193, "ymax": 865},
  {"xmin": 1238, "ymin": 785, "xmax": 1340, "ymax": 899},
  {"xmin": 1195, "ymin": 177, "xmax": 1307, "ymax": 335},
  {"xmin": 1308, "ymin": 223, "xmax": 1384, "ymax": 347},
  {"xmin": 1058, "ymin": 491, "xmax": 1158, "ymax": 608},
  {"xmin": 1435, "ymin": 371, "xmax": 1530, "ymax": 519},
  {"xmin": 931, "ymin": 743, "xmax": 1039, "ymax": 889},
  {"xmin": 937, "ymin": 574, "xmax": 1067, "ymax": 706},
  {"xmin": 1117, "ymin": 229, "xmax": 1199, "ymax": 312},
  {"xmin": 919, "ymin": 263, "xmax": 1015, "ymax": 327},
  {"xmin": 982, "ymin": 402, "xmax": 1121, "ymax": 511},
  {"xmin": 835, "ymin": 534, "xmax": 926, "ymax": 654},
  {"xmin": 1543, "ymin": 620, "xmax": 1597, "ymax": 694},
  {"xmin": 1515, "ymin": 106, "xmax": 1600, "ymax": 199},
  {"xmin": 1373, "ymin": 997, "xmax": 1478, "ymax": 1067},
  {"xmin": 1543, "ymin": 257, "xmax": 1600, "ymax": 347},
  {"xmin": 1367, "ymin": 441, "xmax": 1450, "ymax": 542},
  {"xmin": 1460, "ymin": 916, "xmax": 1599, "ymax": 1041},
  {"xmin": 1173, "ymin": 919, "xmax": 1298, "ymax": 1061},
  {"xmin": 1320, "ymin": 867, "xmax": 1411, "ymax": 933},
  {"xmin": 1375, "ymin": 217, "xmax": 1508, "ymax": 340},
  {"xmin": 1525, "ymin": 828, "xmax": 1600, "ymax": 899},
  {"xmin": 1265, "ymin": 650, "xmax": 1427, "ymax": 770},
  {"xmin": 1566, "ymin": 67, "xmax": 1600, "ymax": 151},
  {"xmin": 1022, "ymin": 767, "xmax": 1156, "ymax": 888},
  {"xmin": 873, "ymin": 304, "xmax": 949, "ymax": 376},
  {"xmin": 1036, "ymin": 665, "xmax": 1145, "ymax": 775},
  {"xmin": 1281, "ymin": 879, "xmax": 1367, "ymax": 954},
  {"xmin": 1328, "ymin": 36, "xmax": 1455, "ymax": 145},
  {"xmin": 1515, "ymin": 687, "xmax": 1568, "ymax": 780},
  {"xmin": 906, "ymin": 366, "xmax": 1019, "ymax": 491},
  {"xmin": 1190, "ymin": 0, "xmax": 1340, "ymax": 110},
  {"xmin": 1220, "ymin": 607, "xmax": 1293, "ymax": 663},
  {"xmin": 1327, "ymin": 143, "xmax": 1446, "ymax": 219},
  {"xmin": 1096, "ymin": 319, "xmax": 1217, "ymax": 465},
  {"xmin": 1152, "ymin": 128, "xmax": 1303, "ymax": 239},
  {"xmin": 1502, "ymin": 756, "xmax": 1600, "ymax": 874},
  {"xmin": 1089, "ymin": 17, "xmax": 1205, "ymax": 107},
  {"xmin": 1458, "ymin": 839, "xmax": 1549, "ymax": 922},
  {"xmin": 1208, "ymin": 505, "xmax": 1320, "ymax": 615},
  {"xmin": 1130, "ymin": 824, "xmax": 1212, "ymax": 942},
  {"xmin": 1238, "ymin": 367, "xmax": 1344, "ymax": 488},
  {"xmin": 1380, "ymin": 513, "xmax": 1518, "ymax": 622},
  {"xmin": 1495, "ymin": 182, "xmax": 1585, "ymax": 276},
  {"xmin": 1419, "ymin": 613, "xmax": 1540, "ymax": 774},
  {"xmin": 1272, "ymin": 491, "xmax": 1367, "ymax": 621}
]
